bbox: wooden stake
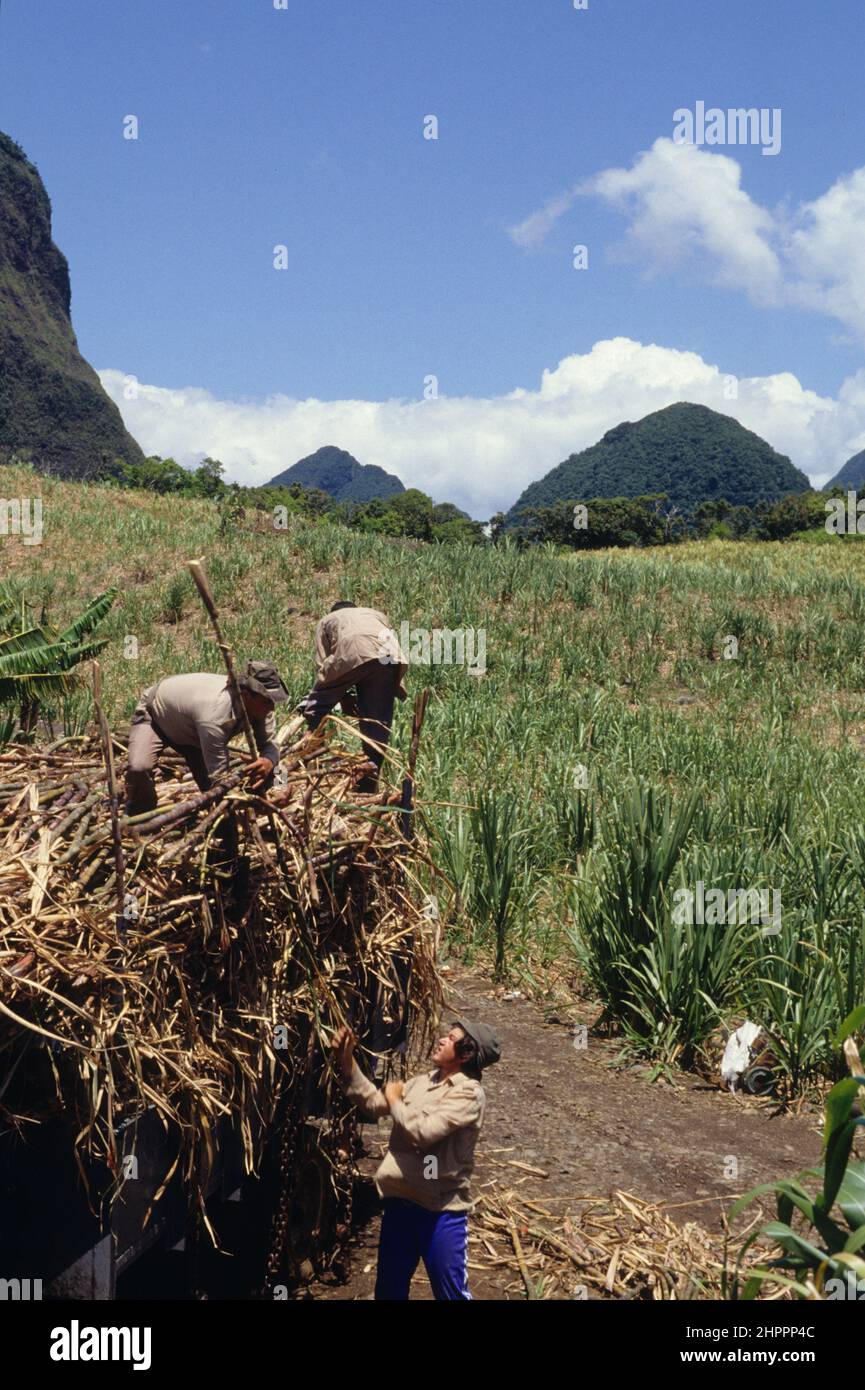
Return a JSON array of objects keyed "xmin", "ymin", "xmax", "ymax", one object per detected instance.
[
  {"xmin": 92, "ymin": 661, "xmax": 127, "ymax": 939},
  {"xmin": 187, "ymin": 557, "xmax": 289, "ymax": 881},
  {"xmin": 401, "ymin": 689, "xmax": 430, "ymax": 841},
  {"xmin": 187, "ymin": 557, "xmax": 257, "ymax": 760}
]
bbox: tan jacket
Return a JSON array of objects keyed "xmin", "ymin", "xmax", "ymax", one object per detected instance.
[
  {"xmin": 342, "ymin": 1061, "xmax": 484, "ymax": 1212},
  {"xmin": 142, "ymin": 673, "xmax": 279, "ymax": 779},
  {"xmin": 314, "ymin": 607, "xmax": 408, "ymax": 697}
]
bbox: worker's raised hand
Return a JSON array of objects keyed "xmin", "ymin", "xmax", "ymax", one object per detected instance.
[
  {"xmin": 245, "ymin": 756, "xmax": 274, "ymax": 790},
  {"xmin": 350, "ymin": 760, "xmax": 378, "ymax": 794},
  {"xmin": 332, "ymin": 1025, "xmax": 356, "ymax": 1080},
  {"xmin": 383, "ymin": 1080, "xmax": 405, "ymax": 1109}
]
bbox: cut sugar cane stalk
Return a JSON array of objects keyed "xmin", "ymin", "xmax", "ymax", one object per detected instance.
[
  {"xmin": 187, "ymin": 555, "xmax": 287, "ymax": 880},
  {"xmin": 187, "ymin": 557, "xmax": 257, "ymax": 760},
  {"xmin": 92, "ymin": 660, "xmax": 127, "ymax": 940}
]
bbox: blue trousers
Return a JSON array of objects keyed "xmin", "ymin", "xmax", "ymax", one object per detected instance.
[{"xmin": 375, "ymin": 1197, "xmax": 472, "ymax": 1300}]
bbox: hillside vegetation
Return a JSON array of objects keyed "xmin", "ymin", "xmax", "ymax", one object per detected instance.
[
  {"xmin": 825, "ymin": 447, "xmax": 865, "ymax": 494},
  {"xmin": 3, "ymin": 462, "xmax": 864, "ymax": 1093},
  {"xmin": 267, "ymin": 444, "xmax": 405, "ymax": 502},
  {"xmin": 507, "ymin": 402, "xmax": 810, "ymax": 524}
]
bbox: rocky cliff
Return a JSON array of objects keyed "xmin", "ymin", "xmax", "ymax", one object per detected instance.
[{"xmin": 0, "ymin": 131, "xmax": 144, "ymax": 477}]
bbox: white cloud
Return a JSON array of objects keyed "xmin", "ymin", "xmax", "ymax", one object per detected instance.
[
  {"xmin": 784, "ymin": 167, "xmax": 865, "ymax": 340},
  {"xmin": 101, "ymin": 340, "xmax": 865, "ymax": 517},
  {"xmin": 507, "ymin": 187, "xmax": 581, "ymax": 249},
  {"xmin": 511, "ymin": 137, "xmax": 865, "ymax": 343},
  {"xmin": 581, "ymin": 139, "xmax": 782, "ymax": 303}
]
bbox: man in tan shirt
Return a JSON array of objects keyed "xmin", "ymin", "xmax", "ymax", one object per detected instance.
[
  {"xmin": 333, "ymin": 1017, "xmax": 501, "ymax": 1300},
  {"xmin": 124, "ymin": 660, "xmax": 289, "ymax": 816},
  {"xmin": 298, "ymin": 602, "xmax": 408, "ymax": 791}
]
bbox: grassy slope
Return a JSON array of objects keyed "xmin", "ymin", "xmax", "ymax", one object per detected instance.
[{"xmin": 4, "ymin": 463, "xmax": 864, "ymax": 729}]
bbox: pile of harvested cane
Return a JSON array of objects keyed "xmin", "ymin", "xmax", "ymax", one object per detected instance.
[
  {"xmin": 472, "ymin": 1187, "xmax": 779, "ymax": 1300},
  {"xmin": 0, "ymin": 700, "xmax": 440, "ymax": 1263}
]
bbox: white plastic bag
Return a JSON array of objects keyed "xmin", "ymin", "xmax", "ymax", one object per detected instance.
[{"xmin": 721, "ymin": 1020, "xmax": 763, "ymax": 1092}]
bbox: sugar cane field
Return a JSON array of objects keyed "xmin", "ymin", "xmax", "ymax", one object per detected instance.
[{"xmin": 1, "ymin": 466, "xmax": 863, "ymax": 1308}]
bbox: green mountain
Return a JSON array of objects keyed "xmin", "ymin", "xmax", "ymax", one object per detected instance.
[
  {"xmin": 267, "ymin": 445, "xmax": 404, "ymax": 502},
  {"xmin": 824, "ymin": 448, "xmax": 865, "ymax": 493},
  {"xmin": 0, "ymin": 131, "xmax": 144, "ymax": 478},
  {"xmin": 506, "ymin": 403, "xmax": 810, "ymax": 524}
]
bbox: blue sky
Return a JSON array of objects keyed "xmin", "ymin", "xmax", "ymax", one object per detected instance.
[{"xmin": 2, "ymin": 0, "xmax": 865, "ymax": 515}]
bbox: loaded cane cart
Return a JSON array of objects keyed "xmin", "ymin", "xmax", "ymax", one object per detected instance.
[{"xmin": 0, "ymin": 567, "xmax": 437, "ymax": 1298}]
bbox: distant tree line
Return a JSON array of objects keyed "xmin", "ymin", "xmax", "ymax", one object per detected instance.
[
  {"xmin": 29, "ymin": 453, "xmax": 849, "ymax": 551},
  {"xmin": 502, "ymin": 488, "xmax": 843, "ymax": 549},
  {"xmin": 112, "ymin": 456, "xmax": 485, "ymax": 544}
]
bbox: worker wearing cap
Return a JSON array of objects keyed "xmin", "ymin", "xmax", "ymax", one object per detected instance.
[
  {"xmin": 124, "ymin": 660, "xmax": 289, "ymax": 816},
  {"xmin": 298, "ymin": 602, "xmax": 408, "ymax": 792},
  {"xmin": 333, "ymin": 1016, "xmax": 501, "ymax": 1300}
]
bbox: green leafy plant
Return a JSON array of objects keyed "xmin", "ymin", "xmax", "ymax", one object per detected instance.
[
  {"xmin": 469, "ymin": 790, "xmax": 534, "ymax": 980},
  {"xmin": 567, "ymin": 781, "xmax": 699, "ymax": 1022},
  {"xmin": 729, "ymin": 1007, "xmax": 865, "ymax": 1299},
  {"xmin": 0, "ymin": 584, "xmax": 117, "ymax": 738},
  {"xmin": 159, "ymin": 574, "xmax": 188, "ymax": 625},
  {"xmin": 433, "ymin": 809, "xmax": 473, "ymax": 927}
]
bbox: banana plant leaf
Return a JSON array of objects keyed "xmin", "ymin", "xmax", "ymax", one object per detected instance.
[
  {"xmin": 0, "ymin": 589, "xmax": 116, "ymax": 716},
  {"xmin": 57, "ymin": 589, "xmax": 118, "ymax": 646},
  {"xmin": 0, "ymin": 627, "xmax": 55, "ymax": 655},
  {"xmin": 831, "ymin": 1162, "xmax": 865, "ymax": 1230}
]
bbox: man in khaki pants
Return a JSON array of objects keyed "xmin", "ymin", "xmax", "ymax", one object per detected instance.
[
  {"xmin": 125, "ymin": 660, "xmax": 289, "ymax": 816},
  {"xmin": 298, "ymin": 602, "xmax": 408, "ymax": 790}
]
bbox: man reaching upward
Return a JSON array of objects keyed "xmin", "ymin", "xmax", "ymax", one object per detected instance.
[{"xmin": 333, "ymin": 1017, "xmax": 501, "ymax": 1300}]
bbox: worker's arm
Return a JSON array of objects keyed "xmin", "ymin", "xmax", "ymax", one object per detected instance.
[
  {"xmin": 341, "ymin": 1059, "xmax": 391, "ymax": 1122},
  {"xmin": 388, "ymin": 1086, "xmax": 481, "ymax": 1150},
  {"xmin": 252, "ymin": 708, "xmax": 280, "ymax": 767},
  {"xmin": 196, "ymin": 718, "xmax": 232, "ymax": 780},
  {"xmin": 314, "ymin": 617, "xmax": 334, "ymax": 668}
]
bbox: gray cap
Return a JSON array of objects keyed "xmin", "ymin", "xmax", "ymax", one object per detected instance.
[
  {"xmin": 239, "ymin": 660, "xmax": 290, "ymax": 704},
  {"xmin": 455, "ymin": 1018, "xmax": 501, "ymax": 1074}
]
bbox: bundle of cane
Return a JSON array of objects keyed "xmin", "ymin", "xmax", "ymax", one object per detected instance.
[{"xmin": 0, "ymin": 701, "xmax": 440, "ymax": 1218}]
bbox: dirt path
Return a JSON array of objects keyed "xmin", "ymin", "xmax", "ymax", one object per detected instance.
[{"xmin": 307, "ymin": 968, "xmax": 824, "ymax": 1300}]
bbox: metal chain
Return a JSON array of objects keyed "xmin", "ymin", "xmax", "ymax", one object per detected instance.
[{"xmin": 261, "ymin": 1026, "xmax": 312, "ymax": 1294}]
